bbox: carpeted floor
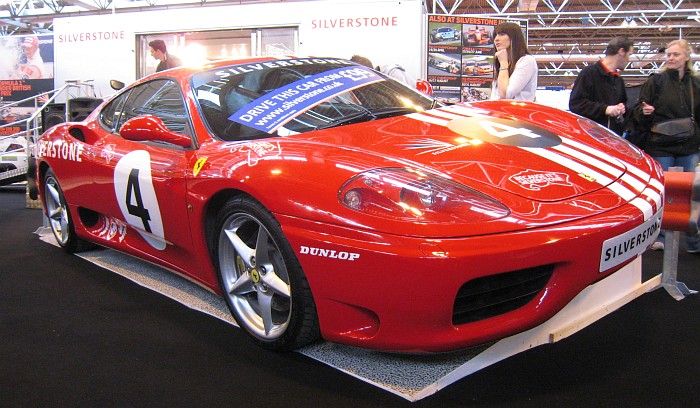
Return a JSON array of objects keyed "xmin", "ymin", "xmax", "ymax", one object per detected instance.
[{"xmin": 1, "ymin": 185, "xmax": 698, "ymax": 407}]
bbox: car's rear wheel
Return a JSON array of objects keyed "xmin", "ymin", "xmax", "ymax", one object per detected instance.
[
  {"xmin": 214, "ymin": 196, "xmax": 320, "ymax": 351},
  {"xmin": 43, "ymin": 168, "xmax": 93, "ymax": 253}
]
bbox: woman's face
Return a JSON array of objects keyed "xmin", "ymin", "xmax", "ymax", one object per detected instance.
[
  {"xmin": 494, "ymin": 33, "xmax": 511, "ymax": 51},
  {"xmin": 665, "ymin": 44, "xmax": 689, "ymax": 71}
]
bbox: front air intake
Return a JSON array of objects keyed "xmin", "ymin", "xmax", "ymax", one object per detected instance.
[{"xmin": 452, "ymin": 265, "xmax": 555, "ymax": 325}]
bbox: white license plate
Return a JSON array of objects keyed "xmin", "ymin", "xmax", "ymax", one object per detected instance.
[{"xmin": 599, "ymin": 208, "xmax": 663, "ymax": 272}]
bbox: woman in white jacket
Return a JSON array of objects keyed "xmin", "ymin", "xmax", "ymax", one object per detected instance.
[{"xmin": 491, "ymin": 22, "xmax": 538, "ymax": 101}]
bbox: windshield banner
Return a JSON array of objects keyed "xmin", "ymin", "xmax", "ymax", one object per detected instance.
[{"xmin": 228, "ymin": 66, "xmax": 383, "ymax": 133}]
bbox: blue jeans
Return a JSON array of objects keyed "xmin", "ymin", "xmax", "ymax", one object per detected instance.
[
  {"xmin": 652, "ymin": 153, "xmax": 700, "ymax": 251},
  {"xmin": 652, "ymin": 154, "xmax": 700, "ymax": 173}
]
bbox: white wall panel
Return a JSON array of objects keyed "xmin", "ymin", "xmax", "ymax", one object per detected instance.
[{"xmin": 53, "ymin": 0, "xmax": 424, "ymax": 98}]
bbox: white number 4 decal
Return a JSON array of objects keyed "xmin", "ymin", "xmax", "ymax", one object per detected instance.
[
  {"xmin": 479, "ymin": 120, "xmax": 541, "ymax": 139},
  {"xmin": 114, "ymin": 150, "xmax": 166, "ymax": 250}
]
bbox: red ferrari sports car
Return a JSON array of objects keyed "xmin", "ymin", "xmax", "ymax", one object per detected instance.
[{"xmin": 34, "ymin": 57, "xmax": 664, "ymax": 353}]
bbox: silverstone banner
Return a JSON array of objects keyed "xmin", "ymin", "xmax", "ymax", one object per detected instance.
[
  {"xmin": 426, "ymin": 14, "xmax": 526, "ymax": 104},
  {"xmin": 230, "ymin": 65, "xmax": 383, "ymax": 133}
]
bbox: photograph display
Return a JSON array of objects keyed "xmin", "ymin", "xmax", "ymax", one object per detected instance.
[
  {"xmin": 0, "ymin": 34, "xmax": 54, "ymax": 108},
  {"xmin": 427, "ymin": 15, "xmax": 525, "ymax": 104},
  {"xmin": 0, "ymin": 34, "xmax": 55, "ymax": 134}
]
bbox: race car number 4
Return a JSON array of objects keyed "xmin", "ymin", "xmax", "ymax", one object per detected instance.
[
  {"xmin": 599, "ymin": 208, "xmax": 662, "ymax": 272},
  {"xmin": 114, "ymin": 150, "xmax": 166, "ymax": 250}
]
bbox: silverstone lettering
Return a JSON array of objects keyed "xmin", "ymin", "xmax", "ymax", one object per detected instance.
[
  {"xmin": 603, "ymin": 218, "xmax": 661, "ymax": 262},
  {"xmin": 299, "ymin": 245, "xmax": 360, "ymax": 261},
  {"xmin": 38, "ymin": 140, "xmax": 84, "ymax": 162},
  {"xmin": 310, "ymin": 16, "xmax": 399, "ymax": 29},
  {"xmin": 57, "ymin": 30, "xmax": 126, "ymax": 43},
  {"xmin": 429, "ymin": 14, "xmax": 503, "ymax": 26},
  {"xmin": 214, "ymin": 58, "xmax": 347, "ymax": 78}
]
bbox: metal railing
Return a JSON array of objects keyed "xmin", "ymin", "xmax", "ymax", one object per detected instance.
[{"xmin": 0, "ymin": 80, "xmax": 95, "ymax": 185}]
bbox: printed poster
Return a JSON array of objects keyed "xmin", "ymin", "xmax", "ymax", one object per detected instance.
[
  {"xmin": 427, "ymin": 15, "xmax": 526, "ymax": 104},
  {"xmin": 0, "ymin": 34, "xmax": 55, "ymax": 122}
]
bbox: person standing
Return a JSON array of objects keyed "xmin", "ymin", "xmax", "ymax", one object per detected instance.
[
  {"xmin": 148, "ymin": 39, "xmax": 183, "ymax": 72},
  {"xmin": 349, "ymin": 55, "xmax": 373, "ymax": 69},
  {"xmin": 491, "ymin": 22, "xmax": 538, "ymax": 101},
  {"xmin": 633, "ymin": 39, "xmax": 700, "ymax": 252},
  {"xmin": 569, "ymin": 37, "xmax": 634, "ymax": 135}
]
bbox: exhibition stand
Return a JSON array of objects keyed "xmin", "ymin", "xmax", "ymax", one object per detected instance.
[{"xmin": 34, "ymin": 228, "xmax": 668, "ymax": 401}]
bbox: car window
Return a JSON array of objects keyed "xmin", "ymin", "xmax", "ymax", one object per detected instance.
[
  {"xmin": 191, "ymin": 59, "xmax": 436, "ymax": 141},
  {"xmin": 100, "ymin": 90, "xmax": 131, "ymax": 133},
  {"xmin": 119, "ymin": 79, "xmax": 191, "ymax": 136}
]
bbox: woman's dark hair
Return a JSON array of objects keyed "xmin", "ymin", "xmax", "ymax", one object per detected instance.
[{"xmin": 492, "ymin": 22, "xmax": 530, "ymax": 79}]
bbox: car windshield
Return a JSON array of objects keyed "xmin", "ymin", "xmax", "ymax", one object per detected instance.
[{"xmin": 191, "ymin": 58, "xmax": 436, "ymax": 141}]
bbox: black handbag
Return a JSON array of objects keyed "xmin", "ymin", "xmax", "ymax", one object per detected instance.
[
  {"xmin": 649, "ymin": 78, "xmax": 696, "ymax": 146},
  {"xmin": 650, "ymin": 117, "xmax": 696, "ymax": 146}
]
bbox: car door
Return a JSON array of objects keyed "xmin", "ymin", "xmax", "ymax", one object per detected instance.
[{"xmin": 91, "ymin": 78, "xmax": 196, "ymax": 266}]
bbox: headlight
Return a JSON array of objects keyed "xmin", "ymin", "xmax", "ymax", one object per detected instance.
[{"xmin": 339, "ymin": 168, "xmax": 509, "ymax": 224}]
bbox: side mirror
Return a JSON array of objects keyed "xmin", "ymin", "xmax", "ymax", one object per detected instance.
[
  {"xmin": 119, "ymin": 115, "xmax": 191, "ymax": 148},
  {"xmin": 110, "ymin": 80, "xmax": 125, "ymax": 91}
]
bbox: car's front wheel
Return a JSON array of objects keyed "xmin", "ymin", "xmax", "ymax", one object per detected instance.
[
  {"xmin": 214, "ymin": 196, "xmax": 320, "ymax": 351},
  {"xmin": 43, "ymin": 168, "xmax": 94, "ymax": 253}
]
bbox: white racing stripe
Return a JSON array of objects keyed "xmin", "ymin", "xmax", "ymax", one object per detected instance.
[
  {"xmin": 552, "ymin": 143, "xmax": 660, "ymax": 211},
  {"xmin": 407, "ymin": 112, "xmax": 450, "ymax": 126},
  {"xmin": 561, "ymin": 138, "xmax": 663, "ymax": 209},
  {"xmin": 426, "ymin": 109, "xmax": 471, "ymax": 121},
  {"xmin": 520, "ymin": 147, "xmax": 654, "ymax": 219},
  {"xmin": 407, "ymin": 111, "xmax": 661, "ymax": 219}
]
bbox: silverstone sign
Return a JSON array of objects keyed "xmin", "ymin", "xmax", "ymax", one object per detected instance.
[{"xmin": 229, "ymin": 66, "xmax": 383, "ymax": 133}]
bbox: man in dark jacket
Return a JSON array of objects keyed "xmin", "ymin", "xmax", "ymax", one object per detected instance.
[
  {"xmin": 569, "ymin": 37, "xmax": 634, "ymax": 135},
  {"xmin": 148, "ymin": 39, "xmax": 183, "ymax": 72}
]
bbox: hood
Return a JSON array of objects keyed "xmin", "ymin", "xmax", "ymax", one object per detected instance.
[{"xmin": 301, "ymin": 102, "xmax": 643, "ymax": 203}]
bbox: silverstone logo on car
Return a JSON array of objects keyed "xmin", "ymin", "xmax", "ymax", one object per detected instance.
[
  {"xmin": 599, "ymin": 209, "xmax": 662, "ymax": 272},
  {"xmin": 509, "ymin": 170, "xmax": 572, "ymax": 191},
  {"xmin": 95, "ymin": 215, "xmax": 127, "ymax": 243},
  {"xmin": 222, "ymin": 140, "xmax": 282, "ymax": 166},
  {"xmin": 37, "ymin": 139, "xmax": 84, "ymax": 162},
  {"xmin": 100, "ymin": 143, "xmax": 117, "ymax": 164},
  {"xmin": 229, "ymin": 66, "xmax": 383, "ymax": 134},
  {"xmin": 299, "ymin": 245, "xmax": 360, "ymax": 261}
]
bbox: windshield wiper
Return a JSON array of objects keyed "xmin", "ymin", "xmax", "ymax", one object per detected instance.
[{"xmin": 316, "ymin": 110, "xmax": 377, "ymax": 130}]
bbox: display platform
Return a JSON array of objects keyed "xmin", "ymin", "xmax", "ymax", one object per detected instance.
[{"xmin": 37, "ymin": 228, "xmax": 661, "ymax": 401}]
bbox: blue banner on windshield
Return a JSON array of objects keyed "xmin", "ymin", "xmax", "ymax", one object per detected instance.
[{"xmin": 228, "ymin": 66, "xmax": 383, "ymax": 133}]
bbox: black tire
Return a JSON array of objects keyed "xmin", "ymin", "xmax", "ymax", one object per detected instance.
[
  {"xmin": 213, "ymin": 196, "xmax": 320, "ymax": 351},
  {"xmin": 43, "ymin": 168, "xmax": 94, "ymax": 253}
]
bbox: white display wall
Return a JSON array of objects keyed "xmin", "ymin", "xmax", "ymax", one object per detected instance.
[{"xmin": 52, "ymin": 0, "xmax": 425, "ymax": 98}]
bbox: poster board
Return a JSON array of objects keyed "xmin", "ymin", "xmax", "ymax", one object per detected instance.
[{"xmin": 426, "ymin": 15, "xmax": 526, "ymax": 104}]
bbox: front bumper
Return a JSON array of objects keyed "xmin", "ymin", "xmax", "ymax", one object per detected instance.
[{"xmin": 280, "ymin": 202, "xmax": 660, "ymax": 353}]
